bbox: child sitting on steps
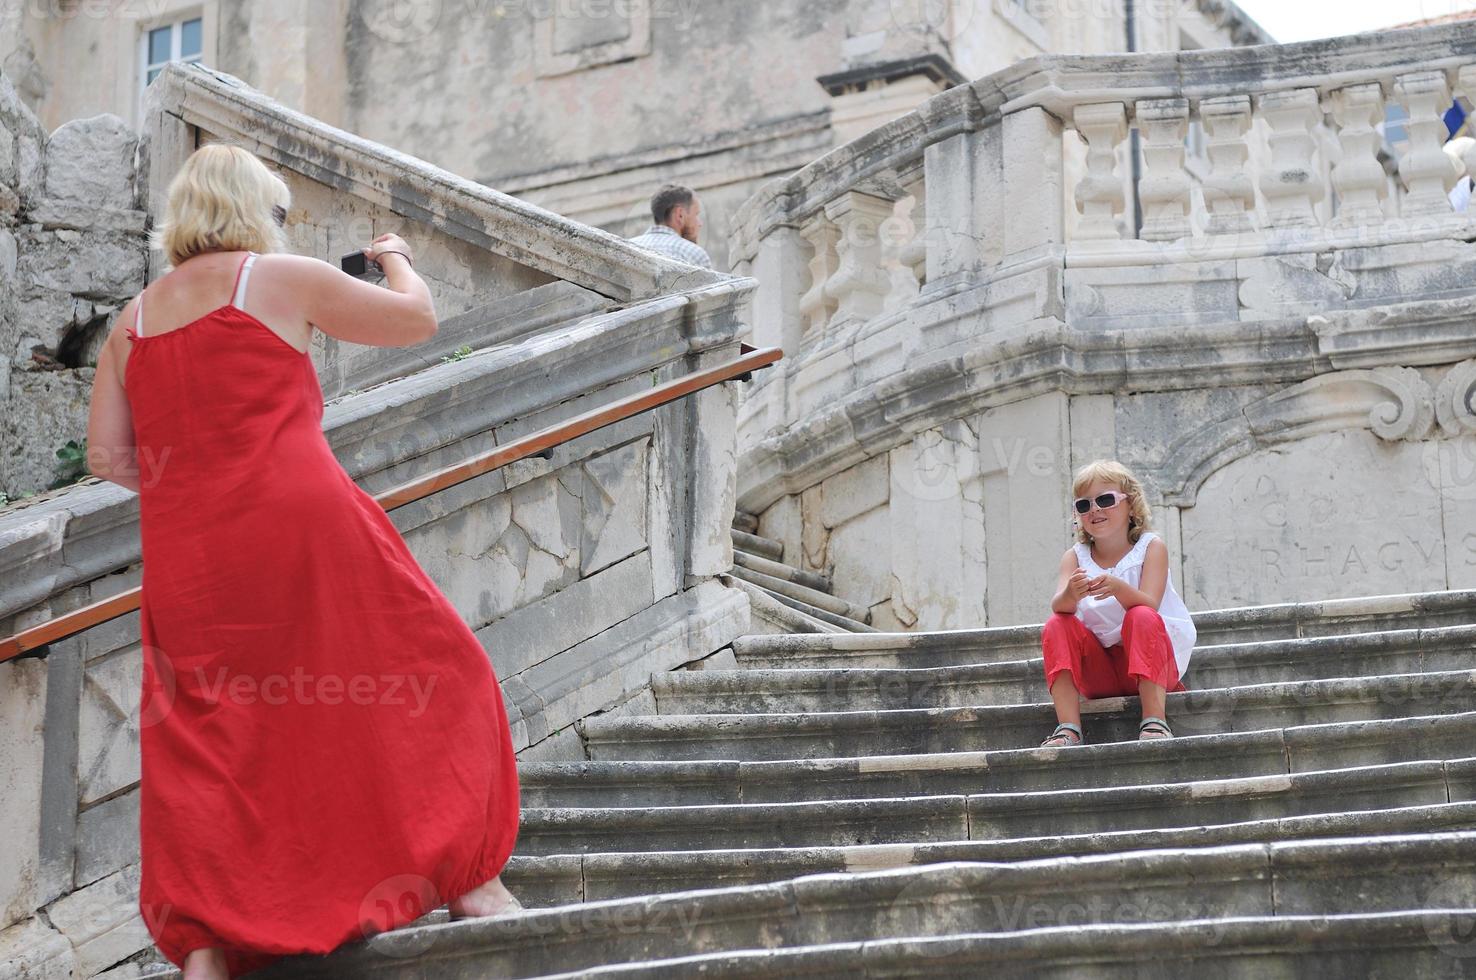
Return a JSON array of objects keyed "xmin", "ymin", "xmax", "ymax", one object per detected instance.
[{"xmin": 1040, "ymin": 460, "xmax": 1196, "ymax": 747}]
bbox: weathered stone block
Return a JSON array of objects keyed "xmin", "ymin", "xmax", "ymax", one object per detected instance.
[
  {"xmin": 580, "ymin": 438, "xmax": 649, "ymax": 576},
  {"xmin": 0, "ymin": 915, "xmax": 75, "ymax": 980},
  {"xmin": 479, "ymin": 550, "xmax": 654, "ymax": 683},
  {"xmin": 15, "ymin": 229, "xmax": 146, "ymax": 300},
  {"xmin": 77, "ymin": 650, "xmax": 140, "ymax": 807},
  {"xmin": 1180, "ymin": 429, "xmax": 1447, "ymax": 608},
  {"xmin": 817, "ymin": 453, "xmax": 888, "ymax": 529},
  {"xmin": 825, "ymin": 504, "xmax": 892, "ymax": 609},
  {"xmin": 0, "ymin": 657, "xmax": 46, "ymax": 929},
  {"xmin": 890, "ymin": 420, "xmax": 987, "ymax": 629},
  {"xmin": 42, "ymin": 115, "xmax": 137, "ymax": 212},
  {"xmin": 76, "ymin": 791, "xmax": 139, "ymax": 889},
  {"xmin": 44, "ymin": 864, "xmax": 150, "ymax": 976}
]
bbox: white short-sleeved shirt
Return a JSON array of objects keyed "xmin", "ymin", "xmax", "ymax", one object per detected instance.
[{"xmin": 1073, "ymin": 531, "xmax": 1197, "ymax": 679}]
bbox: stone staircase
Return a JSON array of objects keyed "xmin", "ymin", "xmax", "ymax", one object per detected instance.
[
  {"xmin": 241, "ymin": 587, "xmax": 1476, "ymax": 977},
  {"xmin": 724, "ymin": 513, "xmax": 874, "ymax": 633}
]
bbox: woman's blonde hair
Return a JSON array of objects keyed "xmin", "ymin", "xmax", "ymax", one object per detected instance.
[
  {"xmin": 1072, "ymin": 459, "xmax": 1152, "ymax": 545},
  {"xmin": 151, "ymin": 143, "xmax": 290, "ymax": 267}
]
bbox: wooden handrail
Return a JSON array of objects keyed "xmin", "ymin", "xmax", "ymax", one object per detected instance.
[{"xmin": 0, "ymin": 344, "xmax": 782, "ymax": 664}]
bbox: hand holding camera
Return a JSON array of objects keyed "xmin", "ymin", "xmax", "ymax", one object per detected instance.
[{"xmin": 341, "ymin": 233, "xmax": 415, "ymax": 280}]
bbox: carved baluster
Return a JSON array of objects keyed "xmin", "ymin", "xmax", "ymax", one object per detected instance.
[
  {"xmin": 798, "ymin": 214, "xmax": 839, "ymax": 334},
  {"xmin": 1255, "ymin": 88, "xmax": 1323, "ymax": 229},
  {"xmin": 898, "ymin": 177, "xmax": 927, "ymax": 291},
  {"xmin": 1327, "ymin": 82, "xmax": 1390, "ymax": 228},
  {"xmin": 822, "ymin": 191, "xmax": 893, "ymax": 327},
  {"xmin": 1198, "ymin": 95, "xmax": 1255, "ymax": 236},
  {"xmin": 1135, "ymin": 97, "xmax": 1191, "ymax": 241},
  {"xmin": 1072, "ymin": 102, "xmax": 1128, "ymax": 240},
  {"xmin": 1393, "ymin": 70, "xmax": 1460, "ymax": 218}
]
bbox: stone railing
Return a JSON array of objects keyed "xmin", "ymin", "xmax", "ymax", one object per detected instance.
[
  {"xmin": 728, "ymin": 21, "xmax": 1476, "ymax": 632},
  {"xmin": 0, "ymin": 64, "xmax": 753, "ymax": 977}
]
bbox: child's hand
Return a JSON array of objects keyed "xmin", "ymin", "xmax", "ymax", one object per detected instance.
[
  {"xmin": 1086, "ymin": 574, "xmax": 1123, "ymax": 600},
  {"xmin": 1067, "ymin": 567, "xmax": 1092, "ymax": 601}
]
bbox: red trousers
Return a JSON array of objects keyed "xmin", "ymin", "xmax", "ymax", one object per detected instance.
[{"xmin": 1042, "ymin": 606, "xmax": 1186, "ymax": 698}]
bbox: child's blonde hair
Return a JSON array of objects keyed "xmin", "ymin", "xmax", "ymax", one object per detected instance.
[
  {"xmin": 1072, "ymin": 459, "xmax": 1152, "ymax": 545},
  {"xmin": 151, "ymin": 143, "xmax": 290, "ymax": 268}
]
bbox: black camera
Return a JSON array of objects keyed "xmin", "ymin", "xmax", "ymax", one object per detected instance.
[{"xmin": 340, "ymin": 250, "xmax": 384, "ymax": 281}]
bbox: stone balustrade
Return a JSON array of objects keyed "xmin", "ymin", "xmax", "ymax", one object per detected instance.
[{"xmin": 727, "ymin": 21, "xmax": 1476, "ymax": 635}]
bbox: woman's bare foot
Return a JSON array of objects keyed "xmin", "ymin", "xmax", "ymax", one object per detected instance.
[
  {"xmin": 447, "ymin": 875, "xmax": 521, "ymax": 919},
  {"xmin": 182, "ymin": 946, "xmax": 227, "ymax": 980}
]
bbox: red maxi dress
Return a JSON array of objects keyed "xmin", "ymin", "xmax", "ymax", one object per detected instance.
[{"xmin": 123, "ymin": 252, "xmax": 521, "ymax": 977}]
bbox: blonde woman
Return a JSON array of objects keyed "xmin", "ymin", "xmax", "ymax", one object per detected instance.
[
  {"xmin": 1039, "ymin": 460, "xmax": 1197, "ymax": 747},
  {"xmin": 86, "ymin": 144, "xmax": 522, "ymax": 979}
]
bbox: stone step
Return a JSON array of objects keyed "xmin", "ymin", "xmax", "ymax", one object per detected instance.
[
  {"xmin": 730, "ymin": 527, "xmax": 783, "ymax": 562},
  {"xmin": 723, "ymin": 573, "xmax": 876, "ymax": 633},
  {"xmin": 724, "ymin": 575, "xmax": 847, "ymax": 634},
  {"xmin": 731, "ymin": 547, "xmax": 832, "ymax": 593},
  {"xmin": 526, "ymin": 911, "xmax": 1476, "ymax": 979},
  {"xmin": 508, "ymin": 758, "xmax": 1475, "ymax": 858},
  {"xmin": 731, "ymin": 589, "xmax": 1476, "ymax": 669},
  {"xmin": 253, "ymin": 833, "xmax": 1476, "ymax": 979},
  {"xmin": 501, "ymin": 800, "xmax": 1476, "ymax": 906},
  {"xmin": 654, "ymin": 625, "xmax": 1476, "ymax": 714},
  {"xmin": 731, "ymin": 511, "xmax": 759, "ymax": 535},
  {"xmin": 727, "ymin": 565, "xmax": 870, "ymax": 622},
  {"xmin": 578, "ymin": 669, "xmax": 1476, "ymax": 761},
  {"xmin": 521, "ymin": 712, "xmax": 1476, "ymax": 808}
]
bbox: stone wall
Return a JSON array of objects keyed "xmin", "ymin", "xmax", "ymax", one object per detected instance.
[
  {"xmin": 0, "ymin": 64, "xmax": 753, "ymax": 976},
  {"xmin": 0, "ymin": 68, "xmax": 149, "ymax": 505}
]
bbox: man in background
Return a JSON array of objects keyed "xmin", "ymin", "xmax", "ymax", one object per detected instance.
[{"xmin": 628, "ymin": 184, "xmax": 714, "ymax": 270}]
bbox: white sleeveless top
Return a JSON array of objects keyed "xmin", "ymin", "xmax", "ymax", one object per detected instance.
[{"xmin": 1073, "ymin": 531, "xmax": 1196, "ymax": 679}]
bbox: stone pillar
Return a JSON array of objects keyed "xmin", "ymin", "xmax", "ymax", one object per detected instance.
[
  {"xmin": 1002, "ymin": 106, "xmax": 1066, "ymax": 260},
  {"xmin": 1135, "ymin": 98, "xmax": 1191, "ymax": 241},
  {"xmin": 1327, "ymin": 82, "xmax": 1389, "ymax": 229},
  {"xmin": 798, "ymin": 214, "xmax": 839, "ymax": 335},
  {"xmin": 977, "ymin": 392, "xmax": 1073, "ymax": 626},
  {"xmin": 922, "ymin": 124, "xmax": 1003, "ymax": 287},
  {"xmin": 1255, "ymin": 88, "xmax": 1323, "ymax": 229},
  {"xmin": 140, "ymin": 71, "xmax": 196, "ymax": 282},
  {"xmin": 1198, "ymin": 95, "xmax": 1255, "ymax": 236},
  {"xmin": 1070, "ymin": 102, "xmax": 1128, "ymax": 241},
  {"xmin": 1393, "ymin": 70, "xmax": 1460, "ymax": 218},
  {"xmin": 748, "ymin": 224, "xmax": 806, "ymax": 357},
  {"xmin": 822, "ymin": 190, "xmax": 893, "ymax": 328}
]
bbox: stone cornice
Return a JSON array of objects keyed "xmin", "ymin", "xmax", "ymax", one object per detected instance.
[
  {"xmin": 144, "ymin": 63, "xmax": 727, "ymax": 304},
  {"xmin": 0, "ymin": 279, "xmax": 753, "ymax": 624},
  {"xmin": 735, "ymin": 292, "xmax": 1476, "ymax": 513}
]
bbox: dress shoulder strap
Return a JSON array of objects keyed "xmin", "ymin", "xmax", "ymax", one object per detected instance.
[
  {"xmin": 230, "ymin": 252, "xmax": 258, "ymax": 309},
  {"xmin": 133, "ymin": 288, "xmax": 145, "ymax": 337}
]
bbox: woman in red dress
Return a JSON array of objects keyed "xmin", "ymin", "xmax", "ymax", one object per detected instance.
[{"xmin": 85, "ymin": 144, "xmax": 523, "ymax": 979}]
